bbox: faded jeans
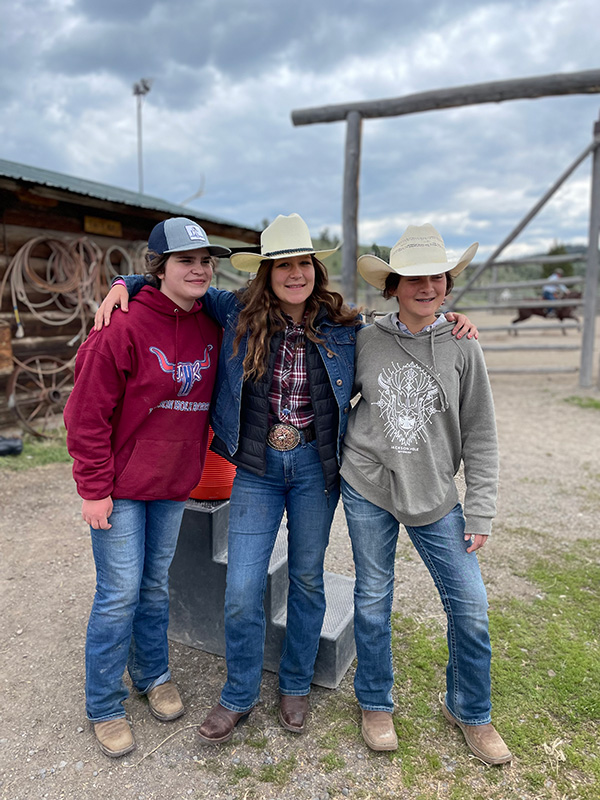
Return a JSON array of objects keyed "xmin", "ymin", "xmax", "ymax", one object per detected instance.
[
  {"xmin": 341, "ymin": 478, "xmax": 492, "ymax": 725},
  {"xmin": 85, "ymin": 498, "xmax": 186, "ymax": 722},
  {"xmin": 220, "ymin": 439, "xmax": 338, "ymax": 713}
]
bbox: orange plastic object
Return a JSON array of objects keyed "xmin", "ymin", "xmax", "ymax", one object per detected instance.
[{"xmin": 189, "ymin": 427, "xmax": 237, "ymax": 500}]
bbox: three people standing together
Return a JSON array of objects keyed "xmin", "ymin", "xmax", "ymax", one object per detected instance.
[{"xmin": 72, "ymin": 214, "xmax": 510, "ymax": 765}]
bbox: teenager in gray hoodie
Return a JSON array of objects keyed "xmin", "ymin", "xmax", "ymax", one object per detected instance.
[{"xmin": 340, "ymin": 224, "xmax": 511, "ymax": 765}]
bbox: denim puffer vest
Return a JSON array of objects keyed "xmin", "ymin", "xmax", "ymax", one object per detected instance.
[{"xmin": 203, "ymin": 288, "xmax": 359, "ymax": 495}]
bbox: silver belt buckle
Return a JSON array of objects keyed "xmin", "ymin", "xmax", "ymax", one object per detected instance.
[{"xmin": 267, "ymin": 423, "xmax": 301, "ymax": 451}]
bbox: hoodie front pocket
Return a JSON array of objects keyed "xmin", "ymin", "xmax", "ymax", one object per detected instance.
[{"xmin": 115, "ymin": 439, "xmax": 202, "ymax": 499}]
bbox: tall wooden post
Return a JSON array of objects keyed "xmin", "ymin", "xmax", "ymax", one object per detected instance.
[
  {"xmin": 341, "ymin": 111, "xmax": 362, "ymax": 304},
  {"xmin": 579, "ymin": 113, "xmax": 600, "ymax": 387}
]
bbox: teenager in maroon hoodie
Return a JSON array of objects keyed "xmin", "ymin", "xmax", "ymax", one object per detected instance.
[{"xmin": 64, "ymin": 218, "xmax": 228, "ymax": 758}]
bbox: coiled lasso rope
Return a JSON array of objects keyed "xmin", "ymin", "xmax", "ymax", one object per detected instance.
[{"xmin": 0, "ymin": 236, "xmax": 146, "ymax": 343}]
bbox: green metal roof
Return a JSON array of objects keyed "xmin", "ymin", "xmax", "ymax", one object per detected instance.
[{"xmin": 0, "ymin": 157, "xmax": 258, "ymax": 235}]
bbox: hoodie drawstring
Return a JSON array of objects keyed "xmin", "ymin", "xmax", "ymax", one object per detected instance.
[
  {"xmin": 174, "ymin": 308, "xmax": 180, "ymax": 370},
  {"xmin": 394, "ymin": 329, "xmax": 450, "ymax": 412}
]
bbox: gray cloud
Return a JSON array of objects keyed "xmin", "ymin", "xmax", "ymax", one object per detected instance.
[
  {"xmin": 38, "ymin": 0, "xmax": 490, "ymax": 84},
  {"xmin": 1, "ymin": 0, "xmax": 599, "ymax": 254}
]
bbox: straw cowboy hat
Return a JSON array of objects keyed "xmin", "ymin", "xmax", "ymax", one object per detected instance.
[
  {"xmin": 230, "ymin": 213, "xmax": 339, "ymax": 273},
  {"xmin": 358, "ymin": 223, "xmax": 478, "ymax": 290}
]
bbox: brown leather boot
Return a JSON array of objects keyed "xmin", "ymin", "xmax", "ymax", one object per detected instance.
[
  {"xmin": 442, "ymin": 703, "xmax": 512, "ymax": 765},
  {"xmin": 361, "ymin": 710, "xmax": 398, "ymax": 751},
  {"xmin": 147, "ymin": 681, "xmax": 185, "ymax": 721},
  {"xmin": 93, "ymin": 718, "xmax": 136, "ymax": 758},
  {"xmin": 279, "ymin": 694, "xmax": 309, "ymax": 733},
  {"xmin": 197, "ymin": 703, "xmax": 252, "ymax": 744}
]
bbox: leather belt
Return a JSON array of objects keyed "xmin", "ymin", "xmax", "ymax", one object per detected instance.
[{"xmin": 267, "ymin": 423, "xmax": 316, "ymax": 451}]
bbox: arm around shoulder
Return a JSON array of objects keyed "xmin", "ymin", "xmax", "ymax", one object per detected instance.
[
  {"xmin": 118, "ymin": 274, "xmax": 149, "ymax": 295},
  {"xmin": 201, "ymin": 287, "xmax": 242, "ymax": 327}
]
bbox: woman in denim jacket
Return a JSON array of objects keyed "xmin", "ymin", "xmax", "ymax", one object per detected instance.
[
  {"xmin": 99, "ymin": 214, "xmax": 361, "ymax": 742},
  {"xmin": 97, "ymin": 213, "xmax": 475, "ymax": 744}
]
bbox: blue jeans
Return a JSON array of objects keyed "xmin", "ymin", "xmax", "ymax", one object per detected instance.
[
  {"xmin": 341, "ymin": 478, "xmax": 492, "ymax": 725},
  {"xmin": 85, "ymin": 498, "xmax": 186, "ymax": 722},
  {"xmin": 220, "ymin": 439, "xmax": 339, "ymax": 713}
]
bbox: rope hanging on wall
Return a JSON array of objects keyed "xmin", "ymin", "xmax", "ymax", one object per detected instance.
[{"xmin": 0, "ymin": 236, "xmax": 145, "ymax": 341}]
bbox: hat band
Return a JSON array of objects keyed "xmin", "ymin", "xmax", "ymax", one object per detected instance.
[{"xmin": 262, "ymin": 247, "xmax": 315, "ymax": 258}]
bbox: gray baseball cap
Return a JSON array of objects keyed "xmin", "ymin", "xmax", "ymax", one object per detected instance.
[{"xmin": 148, "ymin": 217, "xmax": 231, "ymax": 257}]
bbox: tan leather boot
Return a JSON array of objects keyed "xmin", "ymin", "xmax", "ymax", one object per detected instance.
[
  {"xmin": 442, "ymin": 703, "xmax": 512, "ymax": 765},
  {"xmin": 361, "ymin": 710, "xmax": 398, "ymax": 751},
  {"xmin": 93, "ymin": 718, "xmax": 136, "ymax": 758},
  {"xmin": 147, "ymin": 681, "xmax": 185, "ymax": 721}
]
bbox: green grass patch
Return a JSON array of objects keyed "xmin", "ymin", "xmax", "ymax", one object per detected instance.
[
  {"xmin": 564, "ymin": 395, "xmax": 600, "ymax": 411},
  {"xmin": 318, "ymin": 730, "xmax": 341, "ymax": 749},
  {"xmin": 243, "ymin": 729, "xmax": 268, "ymax": 749},
  {"xmin": 317, "ymin": 689, "xmax": 361, "ymax": 750},
  {"xmin": 498, "ymin": 524, "xmax": 546, "ymax": 540},
  {"xmin": 385, "ymin": 543, "xmax": 600, "ymax": 798},
  {"xmin": 229, "ymin": 764, "xmax": 253, "ymax": 784},
  {"xmin": 390, "ymin": 616, "xmax": 449, "ymax": 785},
  {"xmin": 0, "ymin": 429, "xmax": 71, "ymax": 471},
  {"xmin": 320, "ymin": 752, "xmax": 346, "ymax": 772},
  {"xmin": 257, "ymin": 755, "xmax": 297, "ymax": 786}
]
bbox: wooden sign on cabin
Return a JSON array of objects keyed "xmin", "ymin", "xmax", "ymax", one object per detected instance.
[{"xmin": 84, "ymin": 216, "xmax": 123, "ymax": 238}]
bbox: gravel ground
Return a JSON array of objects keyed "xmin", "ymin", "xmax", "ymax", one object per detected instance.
[{"xmin": 1, "ymin": 314, "xmax": 599, "ymax": 800}]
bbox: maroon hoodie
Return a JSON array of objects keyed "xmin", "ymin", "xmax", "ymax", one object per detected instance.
[{"xmin": 64, "ymin": 285, "xmax": 220, "ymax": 501}]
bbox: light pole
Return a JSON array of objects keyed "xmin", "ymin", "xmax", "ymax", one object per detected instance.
[{"xmin": 133, "ymin": 78, "xmax": 152, "ymax": 194}]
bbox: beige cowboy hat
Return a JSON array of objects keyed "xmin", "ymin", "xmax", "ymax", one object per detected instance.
[
  {"xmin": 358, "ymin": 223, "xmax": 478, "ymax": 290},
  {"xmin": 230, "ymin": 213, "xmax": 339, "ymax": 273}
]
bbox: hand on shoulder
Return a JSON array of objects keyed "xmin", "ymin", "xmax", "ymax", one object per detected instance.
[{"xmin": 94, "ymin": 285, "xmax": 130, "ymax": 331}]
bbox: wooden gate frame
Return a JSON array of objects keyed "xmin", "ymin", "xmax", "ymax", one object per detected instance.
[{"xmin": 291, "ymin": 69, "xmax": 600, "ymax": 387}]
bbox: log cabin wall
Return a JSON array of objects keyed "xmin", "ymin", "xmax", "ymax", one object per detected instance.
[{"xmin": 0, "ymin": 159, "xmax": 259, "ymax": 430}]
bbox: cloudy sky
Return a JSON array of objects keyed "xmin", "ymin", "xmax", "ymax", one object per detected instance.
[{"xmin": 2, "ymin": 0, "xmax": 600, "ymax": 258}]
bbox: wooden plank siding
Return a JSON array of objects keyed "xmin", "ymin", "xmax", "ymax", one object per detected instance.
[{"xmin": 0, "ymin": 165, "xmax": 259, "ymax": 430}]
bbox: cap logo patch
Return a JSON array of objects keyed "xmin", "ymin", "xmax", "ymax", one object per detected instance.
[{"xmin": 185, "ymin": 225, "xmax": 207, "ymax": 243}]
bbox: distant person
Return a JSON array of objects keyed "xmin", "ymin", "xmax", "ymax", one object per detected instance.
[
  {"xmin": 542, "ymin": 268, "xmax": 568, "ymax": 300},
  {"xmin": 340, "ymin": 224, "xmax": 512, "ymax": 765},
  {"xmin": 64, "ymin": 218, "xmax": 226, "ymax": 757},
  {"xmin": 542, "ymin": 268, "xmax": 568, "ymax": 315}
]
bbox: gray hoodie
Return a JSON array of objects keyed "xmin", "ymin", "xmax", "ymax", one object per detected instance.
[{"xmin": 340, "ymin": 313, "xmax": 498, "ymax": 534}]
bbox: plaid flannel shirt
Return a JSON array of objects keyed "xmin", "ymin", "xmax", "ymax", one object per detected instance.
[{"xmin": 268, "ymin": 315, "xmax": 314, "ymax": 428}]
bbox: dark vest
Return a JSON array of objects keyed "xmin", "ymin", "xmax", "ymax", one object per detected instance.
[{"xmin": 211, "ymin": 333, "xmax": 340, "ymax": 494}]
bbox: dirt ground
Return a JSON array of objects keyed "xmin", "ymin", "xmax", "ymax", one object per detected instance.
[{"xmin": 1, "ymin": 313, "xmax": 599, "ymax": 800}]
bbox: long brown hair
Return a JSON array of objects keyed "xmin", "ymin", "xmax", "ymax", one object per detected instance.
[{"xmin": 232, "ymin": 255, "xmax": 360, "ymax": 382}]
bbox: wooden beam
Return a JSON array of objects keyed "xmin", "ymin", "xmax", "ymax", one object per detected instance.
[
  {"xmin": 292, "ymin": 69, "xmax": 600, "ymax": 126},
  {"xmin": 341, "ymin": 111, "xmax": 362, "ymax": 304},
  {"xmin": 579, "ymin": 114, "xmax": 600, "ymax": 387},
  {"xmin": 482, "ymin": 344, "xmax": 580, "ymax": 351},
  {"xmin": 487, "ymin": 366, "xmax": 579, "ymax": 374},
  {"xmin": 12, "ymin": 334, "xmax": 78, "ymax": 359},
  {"xmin": 0, "ymin": 312, "xmax": 83, "ymax": 338},
  {"xmin": 477, "ymin": 323, "xmax": 580, "ymax": 333},
  {"xmin": 480, "ymin": 254, "xmax": 586, "ymax": 266},
  {"xmin": 0, "ymin": 179, "xmax": 261, "ymax": 246},
  {"xmin": 469, "ymin": 276, "xmax": 583, "ymax": 292},
  {"xmin": 453, "ymin": 298, "xmax": 583, "ymax": 311}
]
